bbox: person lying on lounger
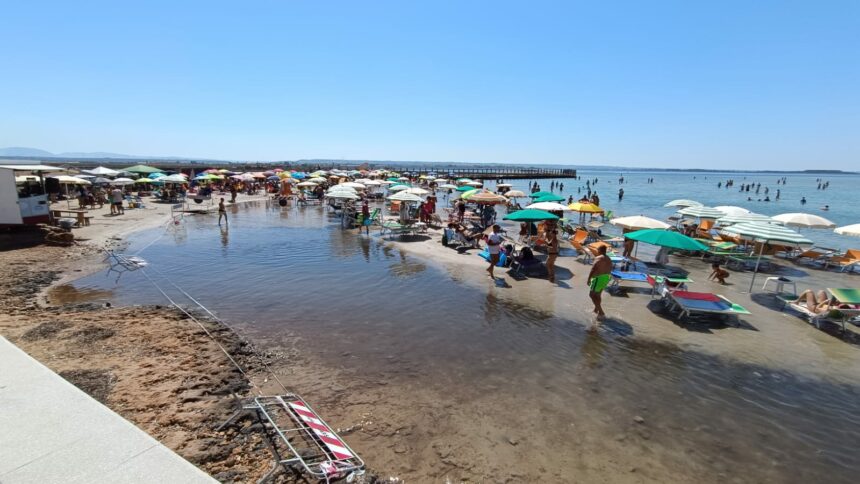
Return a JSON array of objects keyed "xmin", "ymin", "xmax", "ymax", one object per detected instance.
[{"xmin": 793, "ymin": 289, "xmax": 832, "ymax": 313}]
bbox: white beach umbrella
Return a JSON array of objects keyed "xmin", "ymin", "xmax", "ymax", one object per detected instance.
[
  {"xmin": 665, "ymin": 199, "xmax": 703, "ymax": 208},
  {"xmin": 327, "ymin": 192, "xmax": 360, "ymax": 200},
  {"xmin": 51, "ymin": 175, "xmax": 91, "ymax": 185},
  {"xmin": 388, "ymin": 185, "xmax": 409, "ymax": 192},
  {"xmin": 15, "ymin": 175, "xmax": 39, "ymax": 182},
  {"xmin": 112, "ymin": 177, "xmax": 135, "ymax": 186},
  {"xmin": 363, "ymin": 180, "xmax": 382, "ymax": 186},
  {"xmin": 438, "ymin": 184, "xmax": 458, "ymax": 189},
  {"xmin": 397, "ymin": 176, "xmax": 410, "ymax": 181},
  {"xmin": 716, "ymin": 212, "xmax": 774, "ymax": 225},
  {"xmin": 92, "ymin": 177, "xmax": 112, "ymax": 184},
  {"xmin": 497, "ymin": 183, "xmax": 513, "ymax": 188},
  {"xmin": 834, "ymin": 224, "xmax": 860, "ymax": 237},
  {"xmin": 405, "ymin": 187, "xmax": 430, "ymax": 195},
  {"xmin": 387, "ymin": 192, "xmax": 424, "ymax": 202},
  {"xmin": 379, "ymin": 180, "xmax": 397, "ymax": 185},
  {"xmin": 771, "ymin": 212, "xmax": 836, "ymax": 229},
  {"xmin": 677, "ymin": 206, "xmax": 727, "ymax": 219},
  {"xmin": 434, "ymin": 178, "xmax": 449, "ymax": 184},
  {"xmin": 526, "ymin": 202, "xmax": 569, "ymax": 211},
  {"xmin": 297, "ymin": 181, "xmax": 318, "ymax": 187},
  {"xmin": 83, "ymin": 166, "xmax": 120, "ymax": 176},
  {"xmin": 327, "ymin": 185, "xmax": 357, "ymax": 193},
  {"xmin": 354, "ymin": 178, "xmax": 373, "ymax": 184},
  {"xmin": 610, "ymin": 215, "xmax": 670, "ymax": 230},
  {"xmin": 714, "ymin": 206, "xmax": 751, "ymax": 216},
  {"xmin": 340, "ymin": 182, "xmax": 366, "ymax": 189},
  {"xmin": 504, "ymin": 190, "xmax": 527, "ymax": 198},
  {"xmin": 465, "ymin": 181, "xmax": 483, "ymax": 187},
  {"xmin": 308, "ymin": 177, "xmax": 327, "ymax": 183},
  {"xmin": 721, "ymin": 222, "xmax": 813, "ymax": 292}
]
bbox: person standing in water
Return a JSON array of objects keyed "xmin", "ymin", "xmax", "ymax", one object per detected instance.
[
  {"xmin": 486, "ymin": 224, "xmax": 503, "ymax": 279},
  {"xmin": 587, "ymin": 245, "xmax": 612, "ymax": 322},
  {"xmin": 218, "ymin": 197, "xmax": 227, "ymax": 226},
  {"xmin": 618, "ymin": 188, "xmax": 624, "ymax": 201}
]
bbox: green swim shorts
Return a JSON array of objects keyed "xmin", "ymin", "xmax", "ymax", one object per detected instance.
[{"xmin": 589, "ymin": 274, "xmax": 611, "ymax": 293}]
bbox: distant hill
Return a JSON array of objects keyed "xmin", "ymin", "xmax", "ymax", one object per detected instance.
[
  {"xmin": 0, "ymin": 147, "xmax": 56, "ymax": 157},
  {"xmin": 57, "ymin": 151, "xmax": 138, "ymax": 158}
]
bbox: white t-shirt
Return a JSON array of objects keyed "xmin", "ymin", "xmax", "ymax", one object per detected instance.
[{"xmin": 487, "ymin": 233, "xmax": 502, "ymax": 254}]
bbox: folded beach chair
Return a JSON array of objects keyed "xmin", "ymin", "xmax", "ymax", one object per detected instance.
[{"xmin": 509, "ymin": 246, "xmax": 546, "ymax": 278}]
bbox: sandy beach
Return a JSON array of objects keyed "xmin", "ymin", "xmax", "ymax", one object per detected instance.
[{"xmin": 3, "ymin": 191, "xmax": 859, "ymax": 484}]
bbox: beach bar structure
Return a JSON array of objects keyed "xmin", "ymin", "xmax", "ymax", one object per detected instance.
[{"xmin": 0, "ymin": 163, "xmax": 60, "ymax": 226}]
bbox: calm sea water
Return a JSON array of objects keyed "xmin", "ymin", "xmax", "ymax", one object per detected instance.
[
  {"xmin": 54, "ymin": 201, "xmax": 860, "ymax": 482},
  {"xmin": 485, "ymin": 170, "xmax": 859, "ymax": 251}
]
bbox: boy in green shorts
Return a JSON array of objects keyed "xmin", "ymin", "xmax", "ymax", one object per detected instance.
[{"xmin": 587, "ymin": 244, "xmax": 612, "ymax": 322}]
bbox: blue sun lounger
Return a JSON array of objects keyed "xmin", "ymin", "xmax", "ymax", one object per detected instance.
[{"xmin": 608, "ymin": 270, "xmax": 649, "ymax": 293}]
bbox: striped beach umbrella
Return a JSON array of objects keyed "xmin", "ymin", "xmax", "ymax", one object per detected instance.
[
  {"xmin": 716, "ymin": 213, "xmax": 774, "ymax": 225},
  {"xmin": 720, "ymin": 222, "xmax": 813, "ymax": 291},
  {"xmin": 677, "ymin": 206, "xmax": 726, "ymax": 219}
]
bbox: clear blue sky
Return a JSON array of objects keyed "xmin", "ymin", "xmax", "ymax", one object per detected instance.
[{"xmin": 1, "ymin": 0, "xmax": 858, "ymax": 169}]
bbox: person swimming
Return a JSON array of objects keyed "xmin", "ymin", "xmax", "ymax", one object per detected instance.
[{"xmin": 822, "ymin": 205, "xmax": 829, "ymax": 211}]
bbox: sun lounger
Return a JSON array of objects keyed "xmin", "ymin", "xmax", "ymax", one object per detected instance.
[
  {"xmin": 662, "ymin": 290, "xmax": 750, "ymax": 325},
  {"xmin": 609, "ymin": 270, "xmax": 648, "ymax": 293},
  {"xmin": 380, "ymin": 221, "xmax": 418, "ymax": 239},
  {"xmin": 825, "ymin": 249, "xmax": 860, "ymax": 272}
]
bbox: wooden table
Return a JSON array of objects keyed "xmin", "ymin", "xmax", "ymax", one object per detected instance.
[{"xmin": 51, "ymin": 210, "xmax": 89, "ymax": 226}]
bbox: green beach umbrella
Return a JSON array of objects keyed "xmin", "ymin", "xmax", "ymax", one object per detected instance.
[
  {"xmin": 503, "ymin": 209, "xmax": 559, "ymax": 222},
  {"xmin": 533, "ymin": 193, "xmax": 565, "ymax": 203},
  {"xmin": 121, "ymin": 164, "xmax": 162, "ymax": 174},
  {"xmin": 720, "ymin": 222, "xmax": 813, "ymax": 291},
  {"xmin": 528, "ymin": 191, "xmax": 554, "ymax": 198},
  {"xmin": 625, "ymin": 229, "xmax": 709, "ymax": 252},
  {"xmin": 456, "ymin": 185, "xmax": 475, "ymax": 192}
]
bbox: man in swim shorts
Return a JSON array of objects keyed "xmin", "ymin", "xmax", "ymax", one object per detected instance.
[{"xmin": 587, "ymin": 244, "xmax": 612, "ymax": 321}]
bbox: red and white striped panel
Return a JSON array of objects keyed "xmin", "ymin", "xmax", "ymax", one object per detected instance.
[{"xmin": 288, "ymin": 401, "xmax": 354, "ymax": 461}]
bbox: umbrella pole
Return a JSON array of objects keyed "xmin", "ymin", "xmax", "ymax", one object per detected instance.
[{"xmin": 748, "ymin": 240, "xmax": 765, "ymax": 293}]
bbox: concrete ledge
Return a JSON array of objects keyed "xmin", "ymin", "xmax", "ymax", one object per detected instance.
[{"xmin": 0, "ymin": 336, "xmax": 216, "ymax": 483}]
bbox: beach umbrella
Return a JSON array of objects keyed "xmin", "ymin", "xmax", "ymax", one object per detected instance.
[
  {"xmin": 464, "ymin": 191, "xmax": 507, "ymax": 204},
  {"xmin": 161, "ymin": 174, "xmax": 188, "ymax": 183},
  {"xmin": 327, "ymin": 185, "xmax": 357, "ymax": 193},
  {"xmin": 504, "ymin": 190, "xmax": 527, "ymax": 198},
  {"xmin": 148, "ymin": 172, "xmax": 167, "ymax": 179},
  {"xmin": 363, "ymin": 180, "xmax": 382, "ymax": 186},
  {"xmin": 434, "ymin": 178, "xmax": 449, "ymax": 184},
  {"xmin": 405, "ymin": 187, "xmax": 430, "ymax": 195},
  {"xmin": 526, "ymin": 201, "xmax": 569, "ymax": 211},
  {"xmin": 83, "ymin": 166, "xmax": 120, "ymax": 176},
  {"xmin": 456, "ymin": 178, "xmax": 473, "ymax": 183},
  {"xmin": 297, "ymin": 181, "xmax": 318, "ymax": 187},
  {"xmin": 51, "ymin": 175, "xmax": 91, "ymax": 185},
  {"xmin": 111, "ymin": 177, "xmax": 135, "ymax": 186},
  {"xmin": 625, "ymin": 229, "xmax": 708, "ymax": 252},
  {"xmin": 529, "ymin": 191, "xmax": 554, "ymax": 198},
  {"xmin": 308, "ymin": 177, "xmax": 327, "ymax": 183},
  {"xmin": 610, "ymin": 215, "xmax": 670, "ymax": 231},
  {"xmin": 503, "ymin": 209, "xmax": 559, "ymax": 222},
  {"xmin": 714, "ymin": 206, "xmax": 751, "ymax": 216},
  {"xmin": 834, "ymin": 224, "xmax": 860, "ymax": 237},
  {"xmin": 771, "ymin": 212, "xmax": 836, "ymax": 229},
  {"xmin": 677, "ymin": 205, "xmax": 726, "ymax": 219},
  {"xmin": 568, "ymin": 202, "xmax": 603, "ymax": 213},
  {"xmin": 389, "ymin": 185, "xmax": 409, "ymax": 192},
  {"xmin": 341, "ymin": 182, "xmax": 366, "ymax": 189},
  {"xmin": 327, "ymin": 192, "xmax": 360, "ymax": 200},
  {"xmin": 720, "ymin": 222, "xmax": 813, "ymax": 291},
  {"xmin": 267, "ymin": 175, "xmax": 281, "ymax": 181},
  {"xmin": 15, "ymin": 175, "xmax": 39, "ymax": 182},
  {"xmin": 134, "ymin": 178, "xmax": 154, "ymax": 184},
  {"xmin": 532, "ymin": 194, "xmax": 565, "ymax": 203},
  {"xmin": 121, "ymin": 164, "xmax": 162, "ymax": 174},
  {"xmin": 92, "ymin": 176, "xmax": 112, "ymax": 184},
  {"xmin": 438, "ymin": 183, "xmax": 458, "ymax": 189},
  {"xmin": 387, "ymin": 192, "xmax": 424, "ymax": 202},
  {"xmin": 291, "ymin": 172, "xmax": 307, "ymax": 179},
  {"xmin": 465, "ymin": 181, "xmax": 483, "ymax": 187},
  {"xmin": 455, "ymin": 185, "xmax": 476, "ymax": 192},
  {"xmin": 497, "ymin": 183, "xmax": 513, "ymax": 188},
  {"xmin": 716, "ymin": 213, "xmax": 774, "ymax": 225},
  {"xmin": 397, "ymin": 176, "xmax": 410, "ymax": 181},
  {"xmin": 664, "ymin": 199, "xmax": 703, "ymax": 208}
]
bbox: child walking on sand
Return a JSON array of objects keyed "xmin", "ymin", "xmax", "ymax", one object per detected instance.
[{"xmin": 709, "ymin": 263, "xmax": 729, "ymax": 284}]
